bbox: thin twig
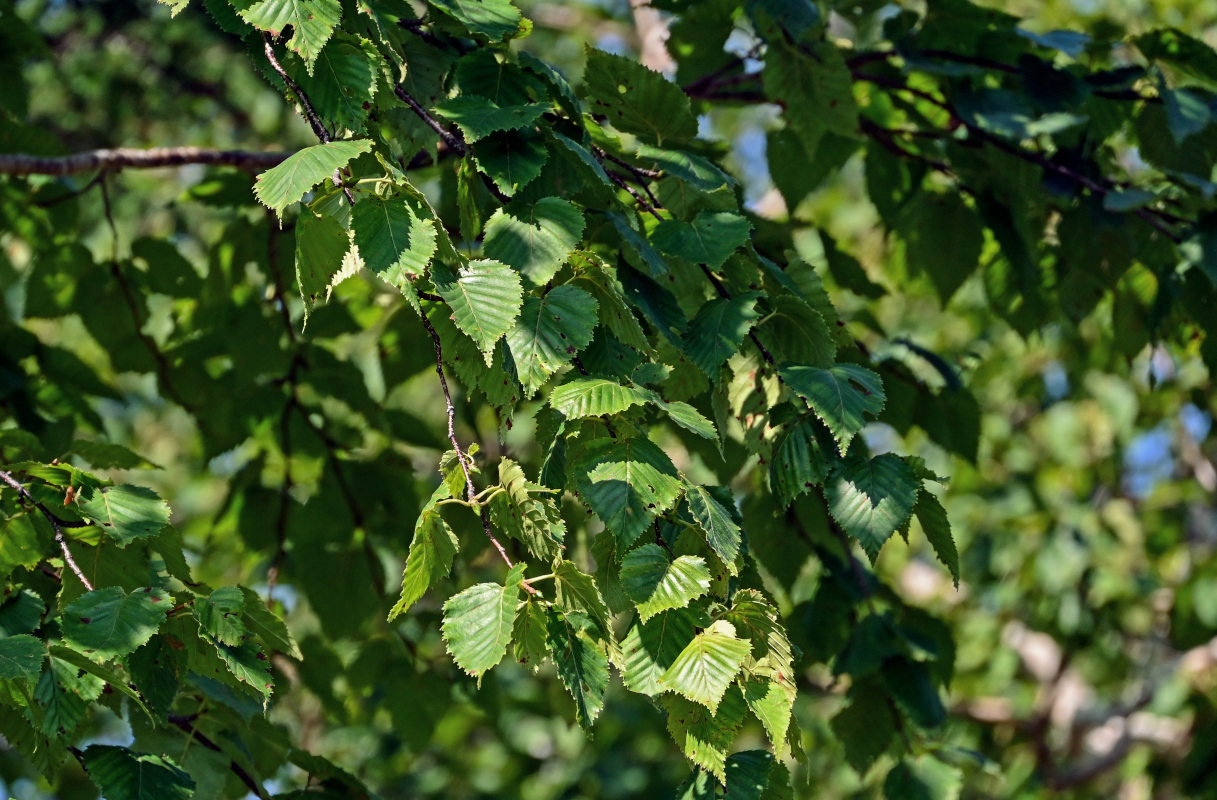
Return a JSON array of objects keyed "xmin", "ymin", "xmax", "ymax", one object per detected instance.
[
  {"xmin": 397, "ymin": 17, "xmax": 446, "ymax": 49},
  {"xmin": 0, "ymin": 148, "xmax": 289, "ymax": 176},
  {"xmin": 607, "ymin": 170, "xmax": 665, "ymax": 221},
  {"xmin": 0, "ymin": 470, "xmax": 93, "ymax": 591},
  {"xmin": 852, "ymin": 70, "xmax": 1187, "ymax": 240},
  {"xmin": 168, "ymin": 715, "xmax": 270, "ymax": 799},
  {"xmin": 263, "ymin": 34, "xmax": 331, "ymax": 144},
  {"xmin": 418, "ymin": 314, "xmax": 538, "ymax": 592},
  {"xmin": 393, "ymin": 85, "xmax": 466, "ymax": 156},
  {"xmin": 698, "ymin": 264, "xmax": 777, "ymax": 365},
  {"xmin": 593, "ymin": 144, "xmax": 665, "ymax": 212}
]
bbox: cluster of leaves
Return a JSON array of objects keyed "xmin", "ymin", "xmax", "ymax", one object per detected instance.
[
  {"xmin": 0, "ymin": 454, "xmax": 308, "ymax": 799},
  {"xmin": 0, "ymin": 0, "xmax": 1214, "ymax": 796}
]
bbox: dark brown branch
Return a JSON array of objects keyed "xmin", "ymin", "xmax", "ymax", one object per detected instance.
[
  {"xmin": 263, "ymin": 34, "xmax": 331, "ymax": 144},
  {"xmin": 607, "ymin": 169, "xmax": 665, "ymax": 221},
  {"xmin": 852, "ymin": 70, "xmax": 1188, "ymax": 241},
  {"xmin": 393, "ymin": 85, "xmax": 466, "ymax": 156},
  {"xmin": 860, "ymin": 118, "xmax": 969, "ymax": 194},
  {"xmin": 0, "ymin": 148, "xmax": 289, "ymax": 176},
  {"xmin": 418, "ymin": 313, "xmax": 538, "ymax": 592},
  {"xmin": 698, "ymin": 264, "xmax": 777, "ymax": 366},
  {"xmin": 168, "ymin": 715, "xmax": 270, "ymax": 799},
  {"xmin": 0, "ymin": 470, "xmax": 93, "ymax": 591}
]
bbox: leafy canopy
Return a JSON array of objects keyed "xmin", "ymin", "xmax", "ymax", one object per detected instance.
[{"xmin": 0, "ymin": 0, "xmax": 1214, "ymax": 797}]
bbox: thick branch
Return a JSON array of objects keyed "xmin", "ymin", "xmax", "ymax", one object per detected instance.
[{"xmin": 0, "ymin": 148, "xmax": 289, "ymax": 176}]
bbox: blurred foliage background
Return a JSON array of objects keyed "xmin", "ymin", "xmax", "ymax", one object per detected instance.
[{"xmin": 2, "ymin": 0, "xmax": 1216, "ymax": 798}]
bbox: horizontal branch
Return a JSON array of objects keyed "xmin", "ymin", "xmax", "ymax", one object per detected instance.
[{"xmin": 0, "ymin": 147, "xmax": 290, "ymax": 176}]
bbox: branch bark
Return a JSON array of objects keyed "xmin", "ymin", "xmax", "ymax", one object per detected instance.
[{"xmin": 0, "ymin": 148, "xmax": 290, "ymax": 176}]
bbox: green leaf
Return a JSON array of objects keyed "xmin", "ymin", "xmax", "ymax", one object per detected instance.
[
  {"xmin": 914, "ymin": 491, "xmax": 959, "ymax": 587},
  {"xmin": 769, "ymin": 413, "xmax": 836, "ymax": 506},
  {"xmin": 553, "ymin": 560, "xmax": 613, "ymax": 640},
  {"xmin": 156, "ymin": 0, "xmax": 189, "ymax": 17},
  {"xmin": 575, "ymin": 436, "xmax": 684, "ymax": 548},
  {"xmin": 352, "ymin": 196, "xmax": 438, "ymax": 292},
  {"xmin": 569, "ymin": 251, "xmax": 650, "ymax": 350},
  {"xmin": 241, "ymin": 0, "xmax": 340, "ymax": 71},
  {"xmin": 62, "ymin": 587, "xmax": 169, "ymax": 661},
  {"xmin": 636, "ymin": 144, "xmax": 735, "ymax": 192},
  {"xmin": 827, "ymin": 454, "xmax": 919, "ymax": 562},
  {"xmin": 724, "ymin": 750, "xmax": 777, "ymax": 800},
  {"xmin": 76, "ymin": 483, "xmax": 170, "ymax": 546},
  {"xmin": 545, "ymin": 608, "xmax": 609, "ymax": 731},
  {"xmin": 294, "ymin": 210, "xmax": 348, "ymax": 319},
  {"xmin": 684, "ymin": 484, "xmax": 741, "ymax": 574},
  {"xmin": 883, "ymin": 658, "xmax": 946, "ymax": 728},
  {"xmin": 36, "ymin": 656, "xmax": 101, "ymax": 736},
  {"xmin": 651, "ymin": 212, "xmax": 753, "ymax": 270},
  {"xmin": 607, "ymin": 211, "xmax": 670, "ymax": 278},
  {"xmin": 683, "ymin": 294, "xmax": 762, "ymax": 376},
  {"xmin": 0, "ymin": 512, "xmax": 48, "ymax": 582},
  {"xmin": 441, "ymin": 564, "xmax": 525, "ymax": 680},
  {"xmin": 240, "ymin": 587, "xmax": 302, "ymax": 659},
  {"xmin": 215, "ymin": 640, "xmax": 274, "ymax": 698},
  {"xmin": 472, "ymin": 130, "xmax": 549, "ymax": 196},
  {"xmin": 1135, "ymin": 28, "xmax": 1217, "ymax": 87},
  {"xmin": 488, "ymin": 458, "xmax": 565, "ymax": 561},
  {"xmin": 0, "ymin": 635, "xmax": 45, "ymax": 680},
  {"xmin": 389, "ymin": 483, "xmax": 459, "ymax": 619},
  {"xmin": 902, "ymin": 193, "xmax": 984, "ymax": 305},
  {"xmin": 723, "ymin": 589, "xmax": 794, "ymax": 678},
  {"xmin": 662, "ymin": 685, "xmax": 748, "ymax": 782},
  {"xmin": 82, "ymin": 746, "xmax": 194, "ymax": 800},
  {"xmin": 48, "ymin": 645, "xmax": 154, "ymax": 722},
  {"xmin": 659, "ymin": 619, "xmax": 751, "ymax": 713},
  {"xmin": 757, "ymin": 294, "xmax": 836, "ymax": 368},
  {"xmin": 434, "ymin": 259, "xmax": 524, "ymax": 366},
  {"xmin": 428, "ymin": 0, "xmax": 527, "ymax": 41},
  {"xmin": 434, "ymin": 96, "xmax": 548, "ymax": 142},
  {"xmin": 743, "ymin": 678, "xmax": 796, "ymax": 757},
  {"xmin": 66, "ymin": 440, "xmax": 160, "ymax": 470},
  {"xmin": 831, "ymin": 687, "xmax": 897, "ymax": 775},
  {"xmin": 620, "ymin": 544, "xmax": 710, "ymax": 621},
  {"xmin": 254, "ymin": 140, "xmax": 371, "ymax": 215},
  {"xmin": 548, "ymin": 378, "xmax": 651, "ymax": 419},
  {"xmin": 654, "ymin": 397, "xmax": 719, "ymax": 442},
  {"xmin": 1162, "ymin": 84, "xmax": 1212, "ymax": 143},
  {"xmin": 764, "ymin": 39, "xmax": 858, "ymax": 140},
  {"xmin": 507, "ymin": 285, "xmax": 599, "ymax": 396},
  {"xmin": 581, "ymin": 47, "xmax": 698, "ymax": 145},
  {"xmin": 294, "ymin": 33, "xmax": 379, "ymax": 130},
  {"xmin": 483, "ymin": 197, "xmax": 585, "ymax": 286},
  {"xmin": 512, "ymin": 598, "xmax": 550, "ymax": 670},
  {"xmin": 193, "ymin": 586, "xmax": 246, "ymax": 647},
  {"xmin": 779, "ymin": 363, "xmax": 886, "ymax": 454},
  {"xmin": 620, "ymin": 607, "xmax": 698, "ymax": 696}
]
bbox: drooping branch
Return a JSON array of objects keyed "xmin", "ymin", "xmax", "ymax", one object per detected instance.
[
  {"xmin": 679, "ymin": 50, "xmax": 1190, "ymax": 239},
  {"xmin": 417, "ymin": 311, "xmax": 538, "ymax": 593},
  {"xmin": 0, "ymin": 147, "xmax": 290, "ymax": 176},
  {"xmin": 168, "ymin": 715, "xmax": 270, "ymax": 799},
  {"xmin": 393, "ymin": 85, "xmax": 467, "ymax": 156},
  {"xmin": 0, "ymin": 470, "xmax": 93, "ymax": 591},
  {"xmin": 262, "ymin": 33, "xmax": 331, "ymax": 144}
]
